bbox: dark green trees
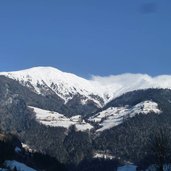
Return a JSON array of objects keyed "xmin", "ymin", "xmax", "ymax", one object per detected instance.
[{"xmin": 149, "ymin": 127, "xmax": 171, "ymax": 171}]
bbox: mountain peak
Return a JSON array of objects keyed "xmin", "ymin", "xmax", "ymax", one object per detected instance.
[
  {"xmin": 2, "ymin": 66, "xmax": 63, "ymax": 75},
  {"xmin": 0, "ymin": 66, "xmax": 105, "ymax": 107}
]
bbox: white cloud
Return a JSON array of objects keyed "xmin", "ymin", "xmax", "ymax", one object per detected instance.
[{"xmin": 90, "ymin": 73, "xmax": 171, "ymax": 102}]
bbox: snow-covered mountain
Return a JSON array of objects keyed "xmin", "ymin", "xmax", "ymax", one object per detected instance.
[
  {"xmin": 1, "ymin": 66, "xmax": 171, "ymax": 108},
  {"xmin": 0, "ymin": 67, "xmax": 106, "ymax": 107},
  {"xmin": 0, "ymin": 71, "xmax": 171, "ymax": 166}
]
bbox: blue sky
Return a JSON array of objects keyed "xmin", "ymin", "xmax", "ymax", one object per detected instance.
[{"xmin": 0, "ymin": 0, "xmax": 171, "ymax": 77}]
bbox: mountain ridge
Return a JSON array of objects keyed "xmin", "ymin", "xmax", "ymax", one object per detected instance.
[{"xmin": 1, "ymin": 66, "xmax": 171, "ymax": 107}]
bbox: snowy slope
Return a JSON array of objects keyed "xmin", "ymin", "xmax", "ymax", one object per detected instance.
[
  {"xmin": 29, "ymin": 106, "xmax": 93, "ymax": 131},
  {"xmin": 4, "ymin": 160, "xmax": 37, "ymax": 171},
  {"xmin": 117, "ymin": 164, "xmax": 137, "ymax": 171},
  {"xmin": 29, "ymin": 101, "xmax": 161, "ymax": 132},
  {"xmin": 0, "ymin": 67, "xmax": 105, "ymax": 107},
  {"xmin": 89, "ymin": 101, "xmax": 161, "ymax": 132},
  {"xmin": 1, "ymin": 67, "xmax": 171, "ymax": 107}
]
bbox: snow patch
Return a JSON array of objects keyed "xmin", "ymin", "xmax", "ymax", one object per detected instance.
[
  {"xmin": 22, "ymin": 143, "xmax": 35, "ymax": 153},
  {"xmin": 4, "ymin": 160, "xmax": 37, "ymax": 171},
  {"xmin": 29, "ymin": 106, "xmax": 93, "ymax": 131},
  {"xmin": 93, "ymin": 151, "xmax": 115, "ymax": 159},
  {"xmin": 89, "ymin": 101, "xmax": 161, "ymax": 132},
  {"xmin": 117, "ymin": 164, "xmax": 137, "ymax": 171}
]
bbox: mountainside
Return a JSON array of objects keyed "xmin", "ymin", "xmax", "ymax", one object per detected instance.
[
  {"xmin": 2, "ymin": 67, "xmax": 171, "ymax": 110},
  {"xmin": 94, "ymin": 89, "xmax": 171, "ymax": 168},
  {"xmin": 89, "ymin": 100, "xmax": 161, "ymax": 132},
  {"xmin": 1, "ymin": 67, "xmax": 171, "ymax": 169},
  {"xmin": 0, "ymin": 67, "xmax": 106, "ymax": 108}
]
